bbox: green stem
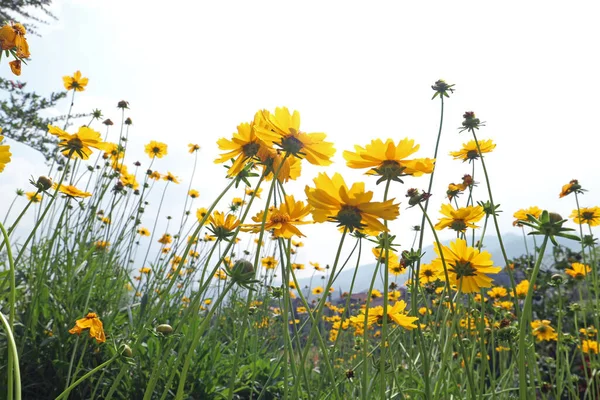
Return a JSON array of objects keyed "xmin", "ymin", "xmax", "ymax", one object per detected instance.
[
  {"xmin": 0, "ymin": 311, "xmax": 21, "ymax": 400},
  {"xmin": 55, "ymin": 354, "xmax": 119, "ymax": 400}
]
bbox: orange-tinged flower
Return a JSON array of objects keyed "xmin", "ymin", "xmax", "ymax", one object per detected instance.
[
  {"xmin": 49, "ymin": 125, "xmax": 109, "ymax": 160},
  {"xmin": 565, "ymin": 262, "xmax": 591, "ymax": 280},
  {"xmin": 431, "ymin": 239, "xmax": 501, "ymax": 293},
  {"xmin": 0, "ymin": 23, "xmax": 29, "ymax": 58},
  {"xmin": 570, "ymin": 207, "xmax": 600, "ymax": 226},
  {"xmin": 188, "ymin": 143, "xmax": 201, "ymax": 153},
  {"xmin": 513, "ymin": 206, "xmax": 543, "ymax": 226},
  {"xmin": 163, "ymin": 172, "xmax": 180, "ymax": 184},
  {"xmin": 434, "ymin": 203, "xmax": 485, "ymax": 232},
  {"xmin": 254, "ymin": 107, "xmax": 335, "ymax": 166},
  {"xmin": 305, "ymin": 173, "xmax": 399, "ymax": 234},
  {"xmin": 531, "ymin": 320, "xmax": 558, "ymax": 342},
  {"xmin": 63, "ymin": 70, "xmax": 88, "ymax": 92},
  {"xmin": 0, "ymin": 134, "xmax": 12, "ymax": 173},
  {"xmin": 68, "ymin": 312, "xmax": 106, "ymax": 343},
  {"xmin": 559, "ymin": 179, "xmax": 583, "ymax": 198},
  {"xmin": 53, "ymin": 183, "xmax": 92, "ymax": 198},
  {"xmin": 243, "ymin": 195, "xmax": 312, "ymax": 238},
  {"xmin": 450, "ymin": 139, "xmax": 495, "ymax": 162},
  {"xmin": 343, "ymin": 138, "xmax": 434, "ymax": 183},
  {"xmin": 158, "ymin": 233, "xmax": 172, "ymax": 244},
  {"xmin": 137, "ymin": 227, "xmax": 150, "ymax": 236},
  {"xmin": 9, "ymin": 59, "xmax": 21, "ymax": 76},
  {"xmin": 144, "ymin": 141, "xmax": 168, "ymax": 158}
]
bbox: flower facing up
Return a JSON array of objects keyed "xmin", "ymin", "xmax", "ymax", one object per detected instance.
[
  {"xmin": 243, "ymin": 195, "xmax": 312, "ymax": 238},
  {"xmin": 343, "ymin": 138, "xmax": 434, "ymax": 184},
  {"xmin": 53, "ymin": 183, "xmax": 92, "ymax": 198},
  {"xmin": 531, "ymin": 320, "xmax": 558, "ymax": 342},
  {"xmin": 434, "ymin": 203, "xmax": 485, "ymax": 232},
  {"xmin": 559, "ymin": 179, "xmax": 585, "ymax": 198},
  {"xmin": 431, "ymin": 239, "xmax": 501, "ymax": 293},
  {"xmin": 254, "ymin": 107, "xmax": 335, "ymax": 166},
  {"xmin": 144, "ymin": 141, "xmax": 168, "ymax": 159},
  {"xmin": 0, "ymin": 134, "xmax": 12, "ymax": 173},
  {"xmin": 63, "ymin": 71, "xmax": 89, "ymax": 91},
  {"xmin": 49, "ymin": 125, "xmax": 109, "ymax": 160},
  {"xmin": 69, "ymin": 312, "xmax": 106, "ymax": 343},
  {"xmin": 305, "ymin": 173, "xmax": 400, "ymax": 234},
  {"xmin": 365, "ymin": 300, "xmax": 419, "ymax": 330},
  {"xmin": 450, "ymin": 139, "xmax": 495, "ymax": 162},
  {"xmin": 207, "ymin": 211, "xmax": 241, "ymax": 241},
  {"xmin": 0, "ymin": 23, "xmax": 30, "ymax": 58},
  {"xmin": 570, "ymin": 206, "xmax": 600, "ymax": 226},
  {"xmin": 513, "ymin": 206, "xmax": 543, "ymax": 226},
  {"xmin": 565, "ymin": 262, "xmax": 591, "ymax": 280}
]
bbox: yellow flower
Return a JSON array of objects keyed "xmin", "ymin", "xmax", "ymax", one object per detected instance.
[
  {"xmin": 559, "ymin": 179, "xmax": 581, "ymax": 198},
  {"xmin": 305, "ymin": 173, "xmax": 399, "ymax": 234},
  {"xmin": 120, "ymin": 167, "xmax": 139, "ymax": 189},
  {"xmin": 513, "ymin": 206, "xmax": 543, "ymax": 226},
  {"xmin": 158, "ymin": 233, "xmax": 172, "ymax": 244},
  {"xmin": 262, "ymin": 256, "xmax": 278, "ymax": 270},
  {"xmin": 0, "ymin": 134, "xmax": 11, "ymax": 173},
  {"xmin": 514, "ymin": 280, "xmax": 529, "ymax": 299},
  {"xmin": 581, "ymin": 340, "xmax": 599, "ymax": 354},
  {"xmin": 487, "ymin": 286, "xmax": 508, "ymax": 299},
  {"xmin": 49, "ymin": 125, "xmax": 109, "ymax": 160},
  {"xmin": 365, "ymin": 300, "xmax": 419, "ymax": 330},
  {"xmin": 431, "ymin": 239, "xmax": 501, "ymax": 293},
  {"xmin": 312, "ymin": 286, "xmax": 324, "ymax": 295},
  {"xmin": 370, "ymin": 289, "xmax": 382, "ymax": 299},
  {"xmin": 139, "ymin": 267, "xmax": 151, "ymax": 274},
  {"xmin": 53, "ymin": 183, "xmax": 92, "ymax": 198},
  {"xmin": 565, "ymin": 262, "xmax": 591, "ymax": 280},
  {"xmin": 137, "ymin": 227, "xmax": 150, "ymax": 236},
  {"xmin": 207, "ymin": 211, "xmax": 240, "ymax": 241},
  {"xmin": 243, "ymin": 195, "xmax": 312, "ymax": 238},
  {"xmin": 62, "ymin": 70, "xmax": 88, "ymax": 91},
  {"xmin": 196, "ymin": 207, "xmax": 208, "ymax": 224},
  {"xmin": 310, "ymin": 262, "xmax": 324, "ymax": 272},
  {"xmin": 389, "ymin": 262, "xmax": 406, "ymax": 276},
  {"xmin": 163, "ymin": 172, "xmax": 180, "ymax": 184},
  {"xmin": 95, "ymin": 240, "xmax": 110, "ymax": 249},
  {"xmin": 145, "ymin": 141, "xmax": 168, "ymax": 158},
  {"xmin": 254, "ymin": 107, "xmax": 335, "ymax": 166},
  {"xmin": 245, "ymin": 187, "xmax": 262, "ymax": 199},
  {"xmin": 531, "ymin": 320, "xmax": 558, "ymax": 342},
  {"xmin": 292, "ymin": 263, "xmax": 305, "ymax": 270},
  {"xmin": 188, "ymin": 143, "xmax": 201, "ymax": 153},
  {"xmin": 259, "ymin": 147, "xmax": 302, "ymax": 182},
  {"xmin": 570, "ymin": 207, "xmax": 600, "ymax": 226},
  {"xmin": 215, "ymin": 112, "xmax": 270, "ymax": 176},
  {"xmin": 149, "ymin": 171, "xmax": 161, "ymax": 180},
  {"xmin": 419, "ymin": 263, "xmax": 439, "ymax": 285},
  {"xmin": 0, "ymin": 23, "xmax": 30, "ymax": 58},
  {"xmin": 188, "ymin": 189, "xmax": 199, "ymax": 199},
  {"xmin": 68, "ymin": 312, "xmax": 105, "ymax": 343},
  {"xmin": 26, "ymin": 191, "xmax": 41, "ymax": 203},
  {"xmin": 343, "ymin": 138, "xmax": 434, "ymax": 183},
  {"xmin": 232, "ymin": 197, "xmax": 246, "ymax": 207},
  {"xmin": 450, "ymin": 139, "xmax": 496, "ymax": 162},
  {"xmin": 434, "ymin": 203, "xmax": 485, "ymax": 232},
  {"xmin": 9, "ymin": 59, "xmax": 21, "ymax": 76}
]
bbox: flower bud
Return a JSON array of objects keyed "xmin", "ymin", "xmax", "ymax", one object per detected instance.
[
  {"xmin": 117, "ymin": 100, "xmax": 129, "ymax": 109},
  {"xmin": 36, "ymin": 176, "xmax": 53, "ymax": 191},
  {"xmin": 120, "ymin": 344, "xmax": 133, "ymax": 358},
  {"xmin": 156, "ymin": 324, "xmax": 173, "ymax": 335}
]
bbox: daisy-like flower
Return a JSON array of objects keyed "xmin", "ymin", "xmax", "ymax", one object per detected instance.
[
  {"xmin": 343, "ymin": 138, "xmax": 435, "ymax": 184},
  {"xmin": 570, "ymin": 206, "xmax": 600, "ymax": 226},
  {"xmin": 49, "ymin": 125, "xmax": 109, "ymax": 160},
  {"xmin": 370, "ymin": 289, "xmax": 382, "ymax": 299},
  {"xmin": 581, "ymin": 340, "xmax": 599, "ymax": 354},
  {"xmin": 513, "ymin": 206, "xmax": 543, "ymax": 226},
  {"xmin": 292, "ymin": 263, "xmax": 305, "ymax": 270},
  {"xmin": 163, "ymin": 172, "xmax": 180, "ymax": 184},
  {"xmin": 450, "ymin": 139, "xmax": 496, "ymax": 162},
  {"xmin": 26, "ymin": 191, "xmax": 41, "ymax": 203},
  {"xmin": 158, "ymin": 233, "xmax": 172, "ymax": 244},
  {"xmin": 559, "ymin": 179, "xmax": 584, "ymax": 198},
  {"xmin": 305, "ymin": 173, "xmax": 400, "ymax": 234},
  {"xmin": 531, "ymin": 320, "xmax": 558, "ymax": 342},
  {"xmin": 68, "ymin": 312, "xmax": 106, "ymax": 343},
  {"xmin": 372, "ymin": 247, "xmax": 399, "ymax": 265},
  {"xmin": 207, "ymin": 211, "xmax": 240, "ymax": 241},
  {"xmin": 565, "ymin": 262, "xmax": 591, "ymax": 280},
  {"xmin": 188, "ymin": 143, "xmax": 201, "ymax": 153},
  {"xmin": 9, "ymin": 59, "xmax": 21, "ymax": 76},
  {"xmin": 434, "ymin": 203, "xmax": 485, "ymax": 232},
  {"xmin": 312, "ymin": 286, "xmax": 324, "ymax": 295},
  {"xmin": 310, "ymin": 262, "xmax": 324, "ymax": 272},
  {"xmin": 53, "ymin": 183, "xmax": 92, "ymax": 198},
  {"xmin": 188, "ymin": 189, "xmax": 199, "ymax": 199},
  {"xmin": 431, "ymin": 239, "xmax": 501, "ymax": 293},
  {"xmin": 95, "ymin": 240, "xmax": 110, "ymax": 249},
  {"xmin": 261, "ymin": 256, "xmax": 278, "ymax": 270},
  {"xmin": 243, "ymin": 195, "xmax": 312, "ymax": 238},
  {"xmin": 62, "ymin": 71, "xmax": 88, "ymax": 91},
  {"xmin": 245, "ymin": 187, "xmax": 262, "ymax": 199},
  {"xmin": 259, "ymin": 148, "xmax": 302, "ymax": 182},
  {"xmin": 0, "ymin": 134, "xmax": 11, "ymax": 173},
  {"xmin": 419, "ymin": 263, "xmax": 439, "ymax": 285},
  {"xmin": 232, "ymin": 197, "xmax": 245, "ymax": 207},
  {"xmin": 254, "ymin": 107, "xmax": 335, "ymax": 166},
  {"xmin": 513, "ymin": 280, "xmax": 529, "ymax": 299},
  {"xmin": 148, "ymin": 171, "xmax": 161, "ymax": 180},
  {"xmin": 447, "ymin": 182, "xmax": 467, "ymax": 201},
  {"xmin": 144, "ymin": 141, "xmax": 168, "ymax": 159},
  {"xmin": 389, "ymin": 262, "xmax": 406, "ymax": 276},
  {"xmin": 0, "ymin": 23, "xmax": 30, "ymax": 58},
  {"xmin": 137, "ymin": 227, "xmax": 150, "ymax": 236},
  {"xmin": 365, "ymin": 300, "xmax": 419, "ymax": 330},
  {"xmin": 487, "ymin": 286, "xmax": 508, "ymax": 299},
  {"xmin": 196, "ymin": 207, "xmax": 208, "ymax": 224}
]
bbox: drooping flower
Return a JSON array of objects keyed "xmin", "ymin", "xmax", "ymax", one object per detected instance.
[
  {"xmin": 188, "ymin": 143, "xmax": 201, "ymax": 153},
  {"xmin": 68, "ymin": 312, "xmax": 106, "ymax": 343},
  {"xmin": 163, "ymin": 172, "xmax": 180, "ymax": 184},
  {"xmin": 144, "ymin": 141, "xmax": 168, "ymax": 159},
  {"xmin": 9, "ymin": 59, "xmax": 21, "ymax": 76},
  {"xmin": 365, "ymin": 300, "xmax": 419, "ymax": 330},
  {"xmin": 450, "ymin": 139, "xmax": 495, "ymax": 162},
  {"xmin": 431, "ymin": 239, "xmax": 501, "ymax": 293},
  {"xmin": 188, "ymin": 189, "xmax": 200, "ymax": 199},
  {"xmin": 531, "ymin": 320, "xmax": 558, "ymax": 342},
  {"xmin": 305, "ymin": 173, "xmax": 400, "ymax": 234},
  {"xmin": 570, "ymin": 207, "xmax": 600, "ymax": 226},
  {"xmin": 254, "ymin": 107, "xmax": 335, "ymax": 166},
  {"xmin": 434, "ymin": 203, "xmax": 485, "ymax": 232},
  {"xmin": 0, "ymin": 23, "xmax": 30, "ymax": 58},
  {"xmin": 53, "ymin": 183, "xmax": 92, "ymax": 198},
  {"xmin": 0, "ymin": 134, "xmax": 12, "ymax": 173},
  {"xmin": 565, "ymin": 262, "xmax": 591, "ymax": 280},
  {"xmin": 559, "ymin": 179, "xmax": 584, "ymax": 198},
  {"xmin": 243, "ymin": 195, "xmax": 312, "ymax": 238},
  {"xmin": 49, "ymin": 125, "xmax": 109, "ymax": 160},
  {"xmin": 62, "ymin": 71, "xmax": 89, "ymax": 92},
  {"xmin": 513, "ymin": 206, "xmax": 543, "ymax": 226},
  {"xmin": 343, "ymin": 138, "xmax": 435, "ymax": 184}
]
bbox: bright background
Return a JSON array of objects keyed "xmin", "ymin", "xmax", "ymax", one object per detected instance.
[{"xmin": 2, "ymin": 0, "xmax": 600, "ymax": 276}]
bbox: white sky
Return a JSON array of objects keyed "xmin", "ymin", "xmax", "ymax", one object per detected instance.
[{"xmin": 2, "ymin": 0, "xmax": 600, "ymax": 275}]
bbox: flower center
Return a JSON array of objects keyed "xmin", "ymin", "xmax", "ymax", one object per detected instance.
[
  {"xmin": 334, "ymin": 205, "xmax": 364, "ymax": 232},
  {"xmin": 582, "ymin": 211, "xmax": 595, "ymax": 221},
  {"xmin": 450, "ymin": 260, "xmax": 477, "ymax": 279},
  {"xmin": 466, "ymin": 150, "xmax": 480, "ymax": 160},
  {"xmin": 67, "ymin": 137, "xmax": 84, "ymax": 150},
  {"xmin": 280, "ymin": 135, "xmax": 304, "ymax": 155},
  {"xmin": 271, "ymin": 211, "xmax": 290, "ymax": 224},
  {"xmin": 152, "ymin": 146, "xmax": 161, "ymax": 154},
  {"xmin": 243, "ymin": 142, "xmax": 260, "ymax": 158},
  {"xmin": 450, "ymin": 220, "xmax": 467, "ymax": 232},
  {"xmin": 423, "ymin": 269, "xmax": 434, "ymax": 277}
]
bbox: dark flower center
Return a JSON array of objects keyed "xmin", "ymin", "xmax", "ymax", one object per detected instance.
[
  {"xmin": 67, "ymin": 137, "xmax": 84, "ymax": 150},
  {"xmin": 243, "ymin": 142, "xmax": 260, "ymax": 158},
  {"xmin": 466, "ymin": 150, "xmax": 480, "ymax": 160},
  {"xmin": 280, "ymin": 135, "xmax": 304, "ymax": 155},
  {"xmin": 450, "ymin": 260, "xmax": 477, "ymax": 279},
  {"xmin": 152, "ymin": 146, "xmax": 161, "ymax": 154},
  {"xmin": 271, "ymin": 212, "xmax": 290, "ymax": 224},
  {"xmin": 334, "ymin": 205, "xmax": 364, "ymax": 232},
  {"xmin": 582, "ymin": 211, "xmax": 595, "ymax": 221},
  {"xmin": 450, "ymin": 220, "xmax": 467, "ymax": 232}
]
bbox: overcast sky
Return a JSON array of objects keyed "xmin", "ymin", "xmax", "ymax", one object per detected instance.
[{"xmin": 2, "ymin": 0, "xmax": 599, "ymax": 275}]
